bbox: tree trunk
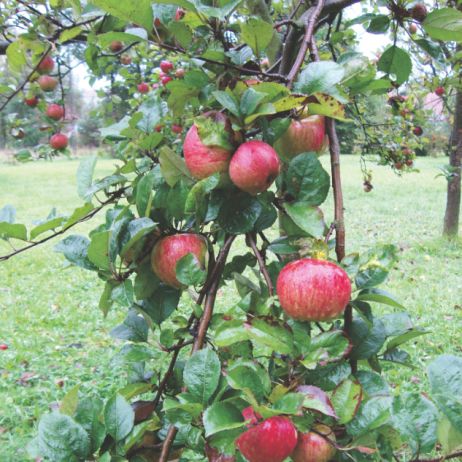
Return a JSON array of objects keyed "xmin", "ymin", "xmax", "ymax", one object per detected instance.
[{"xmin": 443, "ymin": 89, "xmax": 462, "ymax": 237}]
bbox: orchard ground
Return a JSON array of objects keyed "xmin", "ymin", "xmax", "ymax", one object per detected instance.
[{"xmin": 0, "ymin": 154, "xmax": 461, "ymax": 461}]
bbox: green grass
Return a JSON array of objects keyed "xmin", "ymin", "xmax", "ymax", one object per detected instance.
[{"xmin": 0, "ymin": 156, "xmax": 461, "ymax": 461}]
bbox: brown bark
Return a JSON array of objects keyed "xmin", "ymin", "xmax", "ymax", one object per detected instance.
[{"xmin": 443, "ymin": 89, "xmax": 462, "ymax": 237}]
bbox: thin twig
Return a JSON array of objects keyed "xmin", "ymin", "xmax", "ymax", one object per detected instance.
[{"xmin": 247, "ymin": 233, "xmax": 274, "ymax": 296}]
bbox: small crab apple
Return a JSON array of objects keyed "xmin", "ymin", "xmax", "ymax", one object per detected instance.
[
  {"xmin": 183, "ymin": 111, "xmax": 235, "ymax": 179},
  {"xmin": 395, "ymin": 161, "xmax": 404, "ymax": 170},
  {"xmin": 49, "ymin": 133, "xmax": 68, "ymax": 150},
  {"xmin": 171, "ymin": 124, "xmax": 183, "ymax": 134},
  {"xmin": 410, "ymin": 3, "xmax": 427, "ymax": 22},
  {"xmin": 175, "ymin": 7, "xmax": 185, "ymax": 20},
  {"xmin": 435, "ymin": 86, "xmax": 445, "ymax": 96},
  {"xmin": 160, "ymin": 60, "xmax": 174, "ymax": 73},
  {"xmin": 137, "ymin": 82, "xmax": 150, "ymax": 94},
  {"xmin": 413, "ymin": 126, "xmax": 423, "ymax": 136},
  {"xmin": 229, "ymin": 140, "xmax": 281, "ymax": 195},
  {"xmin": 276, "ymin": 258, "xmax": 351, "ymax": 322},
  {"xmin": 291, "ymin": 424, "xmax": 337, "ymax": 462},
  {"xmin": 109, "ymin": 40, "xmax": 124, "ymax": 52},
  {"xmin": 25, "ymin": 96, "xmax": 39, "ymax": 107},
  {"xmin": 406, "ymin": 158, "xmax": 414, "ymax": 167},
  {"xmin": 37, "ymin": 55, "xmax": 55, "ymax": 75},
  {"xmin": 236, "ymin": 416, "xmax": 298, "ymax": 462},
  {"xmin": 175, "ymin": 68, "xmax": 185, "ymax": 78},
  {"xmin": 46, "ymin": 104, "xmax": 64, "ymax": 121},
  {"xmin": 0, "ymin": 344, "xmax": 8, "ymax": 350},
  {"xmin": 150, "ymin": 233, "xmax": 208, "ymax": 288},
  {"xmin": 38, "ymin": 75, "xmax": 58, "ymax": 92},
  {"xmin": 161, "ymin": 75, "xmax": 173, "ymax": 86},
  {"xmin": 409, "ymin": 23, "xmax": 418, "ymax": 34},
  {"xmin": 120, "ymin": 54, "xmax": 132, "ymax": 65},
  {"xmin": 155, "ymin": 124, "xmax": 163, "ymax": 132}
]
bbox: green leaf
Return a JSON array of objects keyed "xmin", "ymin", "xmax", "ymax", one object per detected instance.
[
  {"xmin": 159, "ymin": 146, "xmax": 192, "ymax": 187},
  {"xmin": 392, "ymin": 393, "xmax": 438, "ymax": 454},
  {"xmin": 214, "ymin": 319, "xmax": 249, "ymax": 347},
  {"xmin": 227, "ymin": 361, "xmax": 271, "ymax": 401},
  {"xmin": 217, "ymin": 193, "xmax": 262, "ymax": 234},
  {"xmin": 184, "ymin": 348, "xmax": 221, "ymax": 405},
  {"xmin": 120, "ymin": 218, "xmax": 155, "ymax": 258},
  {"xmin": 38, "ymin": 413, "xmax": 90, "ymax": 461},
  {"xmin": 141, "ymin": 285, "xmax": 181, "ymax": 325},
  {"xmin": 110, "ymin": 310, "xmax": 148, "ymax": 342},
  {"xmin": 301, "ymin": 330, "xmax": 351, "ymax": 369},
  {"xmin": 111, "ymin": 279, "xmax": 134, "ymax": 308},
  {"xmin": 6, "ymin": 41, "xmax": 28, "ymax": 73},
  {"xmin": 247, "ymin": 318, "xmax": 293, "ymax": 354},
  {"xmin": 356, "ymin": 371, "xmax": 390, "ymax": 398},
  {"xmin": 77, "ymin": 157, "xmax": 98, "ymax": 202},
  {"xmin": 355, "ymin": 288, "xmax": 404, "ymax": 309},
  {"xmin": 347, "ymin": 396, "xmax": 392, "ymax": 437},
  {"xmin": 240, "ymin": 18, "xmax": 274, "ymax": 56},
  {"xmin": 286, "ymin": 153, "xmax": 330, "ymax": 205},
  {"xmin": 60, "ymin": 386, "xmax": 80, "ymax": 416},
  {"xmin": 54, "ymin": 235, "xmax": 96, "ymax": 270},
  {"xmin": 283, "ymin": 202, "xmax": 325, "ymax": 239},
  {"xmin": 203, "ymin": 401, "xmax": 244, "ymax": 437},
  {"xmin": 104, "ymin": 394, "xmax": 135, "ymax": 442},
  {"xmin": 89, "ymin": 0, "xmax": 153, "ymax": 31},
  {"xmin": 377, "ymin": 46, "xmax": 412, "ymax": 85},
  {"xmin": 240, "ymin": 88, "xmax": 266, "ymax": 116},
  {"xmin": 297, "ymin": 385, "xmax": 337, "ymax": 418},
  {"xmin": 84, "ymin": 174, "xmax": 127, "ymax": 202},
  {"xmin": 273, "ymin": 392, "xmax": 305, "ymax": 415},
  {"xmin": 331, "ymin": 379, "xmax": 363, "ymax": 424},
  {"xmin": 212, "ymin": 91, "xmax": 241, "ymax": 117},
  {"xmin": 428, "ymin": 355, "xmax": 462, "ymax": 431},
  {"xmin": 100, "ymin": 116, "xmax": 130, "ymax": 140},
  {"xmin": 164, "ymin": 398, "xmax": 203, "ymax": 425},
  {"xmin": 0, "ymin": 222, "xmax": 27, "ymax": 241},
  {"xmin": 437, "ymin": 417, "xmax": 462, "ymax": 454},
  {"xmin": 185, "ymin": 174, "xmax": 220, "ymax": 224},
  {"xmin": 349, "ymin": 316, "xmax": 386, "ymax": 360},
  {"xmin": 63, "ymin": 203, "xmax": 94, "ymax": 230},
  {"xmin": 423, "ymin": 8, "xmax": 462, "ymax": 42},
  {"xmin": 366, "ymin": 15, "xmax": 390, "ymax": 34},
  {"xmin": 414, "ymin": 39, "xmax": 443, "ymax": 59},
  {"xmin": 30, "ymin": 216, "xmax": 66, "ymax": 240},
  {"xmin": 294, "ymin": 61, "xmax": 345, "ymax": 97},
  {"xmin": 59, "ymin": 26, "xmax": 83, "ymax": 43},
  {"xmin": 87, "ymin": 230, "xmax": 111, "ymax": 271},
  {"xmin": 176, "ymin": 253, "xmax": 207, "ymax": 286}
]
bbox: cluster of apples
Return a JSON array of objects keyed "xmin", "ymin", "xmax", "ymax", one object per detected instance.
[
  {"xmin": 136, "ymin": 59, "xmax": 185, "ymax": 95},
  {"xmin": 23, "ymin": 54, "xmax": 69, "ymax": 150}
]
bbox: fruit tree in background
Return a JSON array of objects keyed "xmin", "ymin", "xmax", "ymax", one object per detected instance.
[{"xmin": 1, "ymin": 1, "xmax": 462, "ymax": 462}]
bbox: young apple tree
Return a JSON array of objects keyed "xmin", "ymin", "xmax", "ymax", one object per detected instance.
[{"xmin": 1, "ymin": 1, "xmax": 462, "ymax": 462}]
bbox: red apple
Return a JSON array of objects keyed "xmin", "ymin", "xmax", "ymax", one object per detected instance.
[
  {"xmin": 395, "ymin": 161, "xmax": 403, "ymax": 170},
  {"xmin": 0, "ymin": 344, "xmax": 8, "ymax": 350},
  {"xmin": 291, "ymin": 424, "xmax": 336, "ymax": 462},
  {"xmin": 242, "ymin": 407, "xmax": 262, "ymax": 427},
  {"xmin": 150, "ymin": 234, "xmax": 207, "ymax": 288},
  {"xmin": 175, "ymin": 7, "xmax": 185, "ymax": 21},
  {"xmin": 49, "ymin": 133, "xmax": 68, "ymax": 150},
  {"xmin": 155, "ymin": 124, "xmax": 163, "ymax": 132},
  {"xmin": 109, "ymin": 40, "xmax": 124, "ymax": 52},
  {"xmin": 229, "ymin": 140, "xmax": 280, "ymax": 195},
  {"xmin": 38, "ymin": 75, "xmax": 58, "ymax": 92},
  {"xmin": 183, "ymin": 111, "xmax": 235, "ymax": 179},
  {"xmin": 410, "ymin": 3, "xmax": 427, "ymax": 22},
  {"xmin": 120, "ymin": 54, "xmax": 132, "ymax": 65},
  {"xmin": 160, "ymin": 60, "xmax": 174, "ymax": 73},
  {"xmin": 275, "ymin": 115, "xmax": 326, "ymax": 160},
  {"xmin": 175, "ymin": 68, "xmax": 185, "ymax": 78},
  {"xmin": 171, "ymin": 124, "xmax": 183, "ymax": 134},
  {"xmin": 37, "ymin": 55, "xmax": 55, "ymax": 75},
  {"xmin": 205, "ymin": 444, "xmax": 236, "ymax": 462},
  {"xmin": 46, "ymin": 104, "xmax": 64, "ymax": 120},
  {"xmin": 161, "ymin": 75, "xmax": 173, "ymax": 86},
  {"xmin": 276, "ymin": 258, "xmax": 351, "ymax": 322},
  {"xmin": 405, "ymin": 159, "xmax": 414, "ymax": 167},
  {"xmin": 413, "ymin": 126, "xmax": 423, "ymax": 136},
  {"xmin": 25, "ymin": 96, "xmax": 39, "ymax": 107},
  {"xmin": 236, "ymin": 416, "xmax": 297, "ymax": 462},
  {"xmin": 152, "ymin": 83, "xmax": 160, "ymax": 89},
  {"xmin": 137, "ymin": 83, "xmax": 150, "ymax": 94},
  {"xmin": 435, "ymin": 86, "xmax": 445, "ymax": 96},
  {"xmin": 409, "ymin": 23, "xmax": 418, "ymax": 34}
]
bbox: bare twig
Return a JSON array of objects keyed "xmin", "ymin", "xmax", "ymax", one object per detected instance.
[
  {"xmin": 411, "ymin": 451, "xmax": 462, "ymax": 462},
  {"xmin": 247, "ymin": 233, "xmax": 274, "ymax": 296}
]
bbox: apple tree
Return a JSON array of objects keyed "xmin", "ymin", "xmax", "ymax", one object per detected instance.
[{"xmin": 1, "ymin": 1, "xmax": 462, "ymax": 462}]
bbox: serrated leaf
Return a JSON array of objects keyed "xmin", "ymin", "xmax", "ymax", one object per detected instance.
[
  {"xmin": 331, "ymin": 379, "xmax": 362, "ymax": 424},
  {"xmin": 294, "ymin": 61, "xmax": 344, "ymax": 97},
  {"xmin": 104, "ymin": 394, "xmax": 135, "ymax": 441},
  {"xmin": 110, "ymin": 310, "xmax": 148, "ymax": 342},
  {"xmin": 297, "ymin": 385, "xmax": 337, "ymax": 418},
  {"xmin": 240, "ymin": 18, "xmax": 273, "ymax": 56},
  {"xmin": 423, "ymin": 8, "xmax": 462, "ymax": 42},
  {"xmin": 54, "ymin": 235, "xmax": 96, "ymax": 270},
  {"xmin": 377, "ymin": 45, "xmax": 412, "ymax": 85},
  {"xmin": 176, "ymin": 253, "xmax": 207, "ymax": 286},
  {"xmin": 246, "ymin": 318, "xmax": 293, "ymax": 354},
  {"xmin": 203, "ymin": 401, "xmax": 244, "ymax": 437},
  {"xmin": 77, "ymin": 155, "xmax": 97, "ymax": 201},
  {"xmin": 159, "ymin": 146, "xmax": 192, "ymax": 187}
]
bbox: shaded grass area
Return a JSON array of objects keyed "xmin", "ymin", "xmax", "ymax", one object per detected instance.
[{"xmin": 0, "ymin": 156, "xmax": 461, "ymax": 460}]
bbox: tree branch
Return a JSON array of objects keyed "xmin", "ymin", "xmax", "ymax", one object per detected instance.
[{"xmin": 246, "ymin": 233, "xmax": 274, "ymax": 296}]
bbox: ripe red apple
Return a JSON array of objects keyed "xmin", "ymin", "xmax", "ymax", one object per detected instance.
[
  {"xmin": 160, "ymin": 60, "xmax": 174, "ymax": 73},
  {"xmin": 161, "ymin": 75, "xmax": 173, "ymax": 86},
  {"xmin": 275, "ymin": 116, "xmax": 326, "ymax": 160},
  {"xmin": 0, "ymin": 344, "xmax": 8, "ymax": 350},
  {"xmin": 395, "ymin": 161, "xmax": 403, "ymax": 170},
  {"xmin": 109, "ymin": 40, "xmax": 124, "ymax": 52},
  {"xmin": 413, "ymin": 126, "xmax": 423, "ymax": 136},
  {"xmin": 155, "ymin": 124, "xmax": 163, "ymax": 132},
  {"xmin": 120, "ymin": 54, "xmax": 132, "ymax": 65},
  {"xmin": 409, "ymin": 23, "xmax": 418, "ymax": 34},
  {"xmin": 175, "ymin": 68, "xmax": 185, "ymax": 78},
  {"xmin": 276, "ymin": 258, "xmax": 351, "ymax": 322},
  {"xmin": 137, "ymin": 82, "xmax": 150, "ymax": 94},
  {"xmin": 183, "ymin": 111, "xmax": 235, "ymax": 179},
  {"xmin": 410, "ymin": 3, "xmax": 427, "ymax": 22},
  {"xmin": 229, "ymin": 140, "xmax": 280, "ymax": 195},
  {"xmin": 49, "ymin": 133, "xmax": 69, "ymax": 150},
  {"xmin": 150, "ymin": 233, "xmax": 207, "ymax": 288},
  {"xmin": 175, "ymin": 7, "xmax": 185, "ymax": 21},
  {"xmin": 291, "ymin": 424, "xmax": 336, "ymax": 462},
  {"xmin": 236, "ymin": 416, "xmax": 297, "ymax": 462},
  {"xmin": 46, "ymin": 104, "xmax": 64, "ymax": 120},
  {"xmin": 405, "ymin": 159, "xmax": 414, "ymax": 167},
  {"xmin": 171, "ymin": 124, "xmax": 182, "ymax": 134},
  {"xmin": 38, "ymin": 75, "xmax": 58, "ymax": 92},
  {"xmin": 37, "ymin": 55, "xmax": 55, "ymax": 75},
  {"xmin": 435, "ymin": 86, "xmax": 445, "ymax": 96},
  {"xmin": 25, "ymin": 96, "xmax": 39, "ymax": 107}
]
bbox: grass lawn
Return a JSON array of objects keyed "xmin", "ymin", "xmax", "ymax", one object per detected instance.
[{"xmin": 0, "ymin": 155, "xmax": 461, "ymax": 461}]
